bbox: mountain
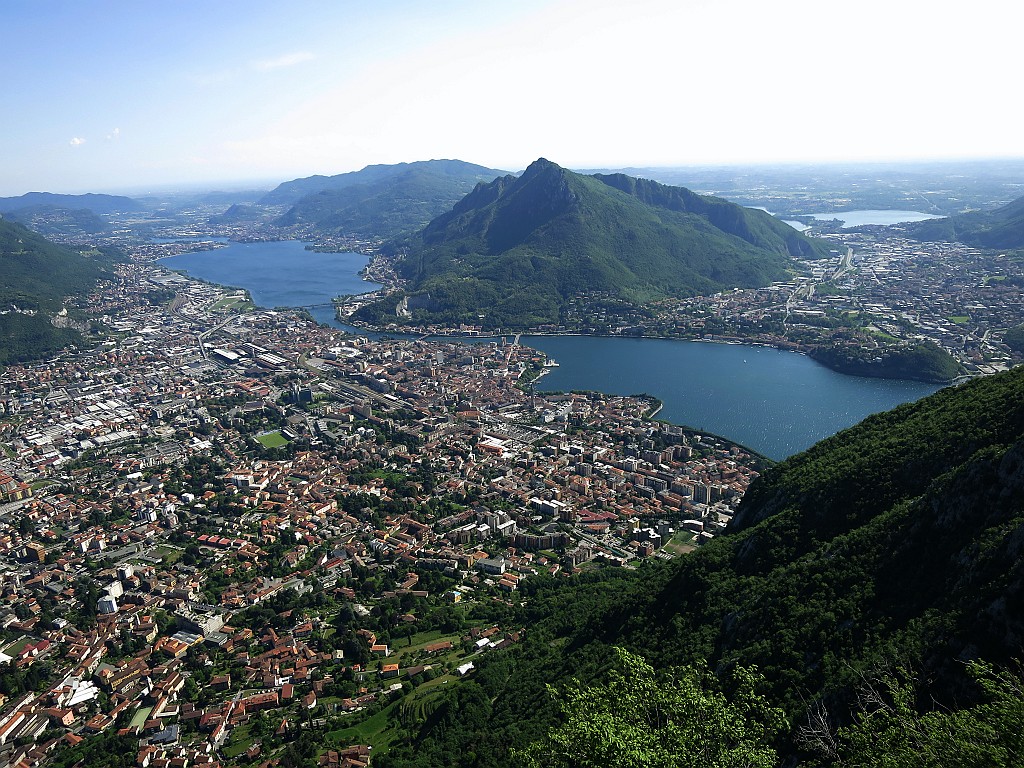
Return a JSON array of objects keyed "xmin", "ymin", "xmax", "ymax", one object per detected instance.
[
  {"xmin": 0, "ymin": 219, "xmax": 114, "ymax": 364},
  {"xmin": 365, "ymin": 159, "xmax": 830, "ymax": 329},
  {"xmin": 208, "ymin": 203, "xmax": 264, "ymax": 225},
  {"xmin": 907, "ymin": 194, "xmax": 1024, "ymax": 249},
  {"xmin": 259, "ymin": 160, "xmax": 507, "ymax": 238},
  {"xmin": 0, "ymin": 192, "xmax": 144, "ymax": 215},
  {"xmin": 374, "ymin": 367, "xmax": 1024, "ymax": 767},
  {"xmin": 4, "ymin": 205, "xmax": 111, "ymax": 237}
]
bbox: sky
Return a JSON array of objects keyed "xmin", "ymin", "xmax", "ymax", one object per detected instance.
[{"xmin": 2, "ymin": 0, "xmax": 1022, "ymax": 195}]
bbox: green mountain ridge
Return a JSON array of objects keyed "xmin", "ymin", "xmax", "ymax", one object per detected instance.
[
  {"xmin": 4, "ymin": 204, "xmax": 111, "ymax": 237},
  {"xmin": 907, "ymin": 194, "xmax": 1024, "ymax": 249},
  {"xmin": 273, "ymin": 160, "xmax": 508, "ymax": 239},
  {"xmin": 259, "ymin": 163, "xmax": 434, "ymax": 206},
  {"xmin": 376, "ymin": 367, "xmax": 1024, "ymax": 767},
  {"xmin": 209, "ymin": 203, "xmax": 264, "ymax": 225},
  {"xmin": 0, "ymin": 218, "xmax": 114, "ymax": 364},
  {"xmin": 0, "ymin": 192, "xmax": 144, "ymax": 215},
  {"xmin": 366, "ymin": 159, "xmax": 831, "ymax": 329}
]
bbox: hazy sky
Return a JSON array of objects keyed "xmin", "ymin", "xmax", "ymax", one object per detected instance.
[{"xmin": 3, "ymin": 0, "xmax": 1020, "ymax": 195}]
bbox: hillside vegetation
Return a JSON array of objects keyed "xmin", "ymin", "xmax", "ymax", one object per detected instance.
[
  {"xmin": 4, "ymin": 205, "xmax": 111, "ymax": 237},
  {"xmin": 908, "ymin": 194, "xmax": 1024, "ymax": 249},
  {"xmin": 373, "ymin": 367, "xmax": 1024, "ymax": 767},
  {"xmin": 0, "ymin": 219, "xmax": 113, "ymax": 363},
  {"xmin": 810, "ymin": 339, "xmax": 962, "ymax": 383},
  {"xmin": 262, "ymin": 160, "xmax": 506, "ymax": 238},
  {"xmin": 361, "ymin": 159, "xmax": 830, "ymax": 329}
]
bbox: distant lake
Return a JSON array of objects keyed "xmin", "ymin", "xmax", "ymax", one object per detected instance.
[
  {"xmin": 782, "ymin": 220, "xmax": 810, "ymax": 231},
  {"xmin": 161, "ymin": 240, "xmax": 941, "ymax": 460},
  {"xmin": 159, "ymin": 240, "xmax": 382, "ymax": 308},
  {"xmin": 749, "ymin": 207, "xmax": 811, "ymax": 233},
  {"xmin": 806, "ymin": 210, "xmax": 944, "ymax": 228}
]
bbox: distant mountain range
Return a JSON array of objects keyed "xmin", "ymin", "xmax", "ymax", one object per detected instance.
[
  {"xmin": 357, "ymin": 158, "xmax": 830, "ymax": 329},
  {"xmin": 260, "ymin": 159, "xmax": 507, "ymax": 239},
  {"xmin": 0, "ymin": 192, "xmax": 144, "ymax": 215},
  {"xmin": 0, "ymin": 192, "xmax": 145, "ymax": 238},
  {"xmin": 209, "ymin": 204, "xmax": 264, "ymax": 226},
  {"xmin": 907, "ymin": 194, "xmax": 1024, "ymax": 249},
  {"xmin": 3, "ymin": 205, "xmax": 111, "ymax": 236}
]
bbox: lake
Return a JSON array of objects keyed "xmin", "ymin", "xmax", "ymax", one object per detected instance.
[
  {"xmin": 161, "ymin": 241, "xmax": 940, "ymax": 459},
  {"xmin": 521, "ymin": 335, "xmax": 937, "ymax": 459},
  {"xmin": 159, "ymin": 240, "xmax": 382, "ymax": 308},
  {"xmin": 806, "ymin": 209, "xmax": 944, "ymax": 228},
  {"xmin": 782, "ymin": 220, "xmax": 810, "ymax": 232}
]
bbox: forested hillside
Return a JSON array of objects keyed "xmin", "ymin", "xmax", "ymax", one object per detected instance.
[
  {"xmin": 372, "ymin": 367, "xmax": 1024, "ymax": 767},
  {"xmin": 0, "ymin": 219, "xmax": 114, "ymax": 363},
  {"xmin": 907, "ymin": 194, "xmax": 1024, "ymax": 249},
  {"xmin": 272, "ymin": 160, "xmax": 507, "ymax": 238}
]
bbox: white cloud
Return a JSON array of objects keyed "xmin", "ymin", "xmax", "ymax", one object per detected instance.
[
  {"xmin": 251, "ymin": 51, "xmax": 315, "ymax": 72},
  {"xmin": 105, "ymin": 128, "xmax": 120, "ymax": 141},
  {"xmin": 69, "ymin": 137, "xmax": 86, "ymax": 146}
]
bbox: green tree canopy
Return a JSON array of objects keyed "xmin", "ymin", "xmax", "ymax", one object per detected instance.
[
  {"xmin": 824, "ymin": 661, "xmax": 1024, "ymax": 768},
  {"xmin": 517, "ymin": 648, "xmax": 787, "ymax": 768}
]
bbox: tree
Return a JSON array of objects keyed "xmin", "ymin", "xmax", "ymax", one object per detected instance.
[
  {"xmin": 516, "ymin": 647, "xmax": 787, "ymax": 768},
  {"xmin": 817, "ymin": 661, "xmax": 1024, "ymax": 768}
]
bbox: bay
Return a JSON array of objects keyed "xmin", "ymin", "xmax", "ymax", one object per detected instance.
[
  {"xmin": 159, "ymin": 240, "xmax": 382, "ymax": 308},
  {"xmin": 521, "ymin": 335, "xmax": 938, "ymax": 460},
  {"xmin": 161, "ymin": 240, "xmax": 940, "ymax": 460}
]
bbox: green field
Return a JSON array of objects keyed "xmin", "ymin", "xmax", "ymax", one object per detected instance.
[
  {"xmin": 256, "ymin": 431, "xmax": 289, "ymax": 449},
  {"xmin": 129, "ymin": 707, "xmax": 153, "ymax": 729},
  {"xmin": 2, "ymin": 637, "xmax": 32, "ymax": 656},
  {"xmin": 153, "ymin": 545, "xmax": 182, "ymax": 565},
  {"xmin": 221, "ymin": 723, "xmax": 255, "ymax": 759},
  {"xmin": 663, "ymin": 531, "xmax": 697, "ymax": 556},
  {"xmin": 328, "ymin": 701, "xmax": 401, "ymax": 755},
  {"xmin": 211, "ymin": 295, "xmax": 255, "ymax": 312},
  {"xmin": 391, "ymin": 630, "xmax": 465, "ymax": 666}
]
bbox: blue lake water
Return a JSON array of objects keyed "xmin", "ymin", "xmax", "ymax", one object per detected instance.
[
  {"xmin": 161, "ymin": 241, "xmax": 941, "ymax": 460},
  {"xmin": 521, "ymin": 336, "xmax": 938, "ymax": 459},
  {"xmin": 806, "ymin": 210, "xmax": 944, "ymax": 228},
  {"xmin": 159, "ymin": 240, "xmax": 383, "ymax": 308}
]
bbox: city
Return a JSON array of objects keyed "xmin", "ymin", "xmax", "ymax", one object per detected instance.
[{"xmin": 0, "ymin": 254, "xmax": 764, "ymax": 767}]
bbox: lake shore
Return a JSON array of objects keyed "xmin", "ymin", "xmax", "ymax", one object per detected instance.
[
  {"xmin": 160, "ymin": 242, "xmax": 942, "ymax": 459},
  {"xmin": 337, "ymin": 309, "xmax": 959, "ymax": 386}
]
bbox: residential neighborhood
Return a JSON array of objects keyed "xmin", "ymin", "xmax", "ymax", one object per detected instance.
[{"xmin": 0, "ymin": 255, "xmax": 763, "ymax": 768}]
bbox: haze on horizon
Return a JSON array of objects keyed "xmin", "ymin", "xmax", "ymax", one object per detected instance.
[{"xmin": 3, "ymin": 0, "xmax": 1021, "ymax": 197}]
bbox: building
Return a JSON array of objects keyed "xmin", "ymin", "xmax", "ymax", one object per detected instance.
[{"xmin": 97, "ymin": 595, "xmax": 118, "ymax": 614}]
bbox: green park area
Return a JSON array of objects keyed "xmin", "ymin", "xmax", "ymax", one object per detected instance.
[{"xmin": 256, "ymin": 431, "xmax": 290, "ymax": 449}]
